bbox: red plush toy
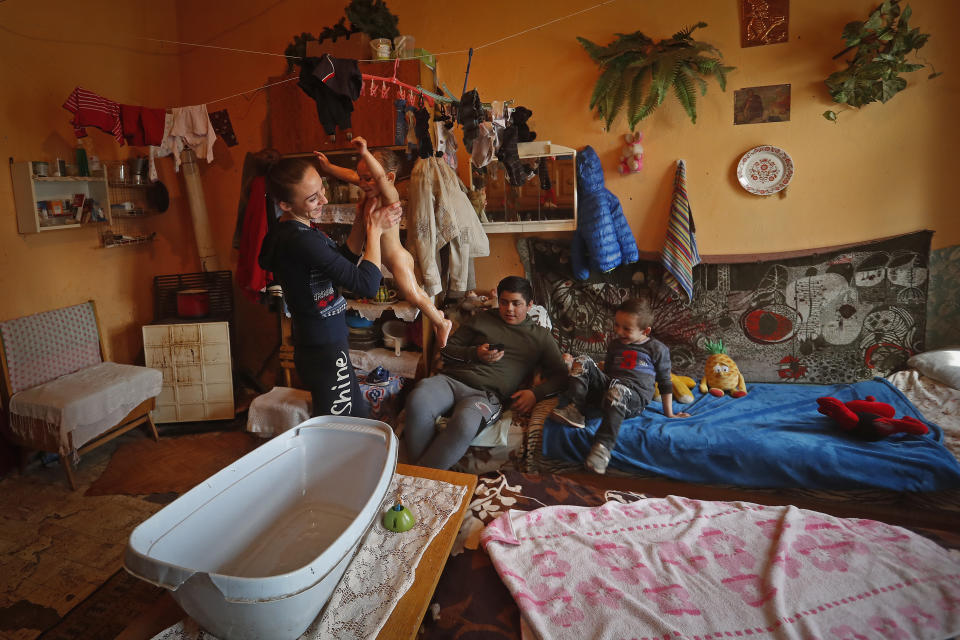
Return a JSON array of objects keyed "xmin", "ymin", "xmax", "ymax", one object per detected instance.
[{"xmin": 816, "ymin": 396, "xmax": 929, "ymax": 440}]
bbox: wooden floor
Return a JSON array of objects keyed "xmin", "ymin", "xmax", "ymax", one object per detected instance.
[
  {"xmin": 3, "ymin": 425, "xmax": 958, "ymax": 639},
  {"xmin": 0, "ymin": 431, "xmax": 167, "ymax": 640}
]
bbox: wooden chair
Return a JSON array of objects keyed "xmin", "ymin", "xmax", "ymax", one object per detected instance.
[{"xmin": 0, "ymin": 301, "xmax": 161, "ymax": 490}]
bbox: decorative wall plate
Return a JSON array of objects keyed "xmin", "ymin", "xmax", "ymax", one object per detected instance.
[{"xmin": 737, "ymin": 145, "xmax": 794, "ymax": 195}]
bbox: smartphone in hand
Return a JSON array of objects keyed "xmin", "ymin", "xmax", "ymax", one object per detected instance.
[{"xmin": 489, "ymin": 343, "xmax": 505, "ymax": 351}]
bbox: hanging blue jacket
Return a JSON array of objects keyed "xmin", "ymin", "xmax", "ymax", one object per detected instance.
[{"xmin": 571, "ymin": 146, "xmax": 639, "ymax": 280}]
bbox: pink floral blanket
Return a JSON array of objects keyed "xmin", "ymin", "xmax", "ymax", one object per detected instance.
[{"xmin": 480, "ymin": 496, "xmax": 960, "ymax": 640}]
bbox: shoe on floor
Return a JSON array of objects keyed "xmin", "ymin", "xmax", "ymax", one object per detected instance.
[
  {"xmin": 551, "ymin": 404, "xmax": 586, "ymax": 429},
  {"xmin": 585, "ymin": 442, "xmax": 611, "ymax": 475}
]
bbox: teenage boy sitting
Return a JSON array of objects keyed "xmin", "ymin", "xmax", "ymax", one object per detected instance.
[{"xmin": 403, "ymin": 276, "xmax": 568, "ymax": 470}]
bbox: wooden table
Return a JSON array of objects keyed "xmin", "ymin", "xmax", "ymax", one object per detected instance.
[{"xmin": 117, "ymin": 464, "xmax": 477, "ymax": 640}]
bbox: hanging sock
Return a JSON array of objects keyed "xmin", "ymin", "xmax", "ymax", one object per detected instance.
[{"xmin": 209, "ymin": 108, "xmax": 238, "ymax": 147}]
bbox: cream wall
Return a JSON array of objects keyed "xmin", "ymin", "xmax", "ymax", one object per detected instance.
[
  {"xmin": 0, "ymin": 1, "xmax": 195, "ymax": 364},
  {"xmin": 2, "ymin": 0, "xmax": 957, "ymax": 371},
  {"xmin": 394, "ymin": 0, "xmax": 960, "ymax": 285},
  {"xmin": 175, "ymin": 0, "xmax": 960, "ymax": 284}
]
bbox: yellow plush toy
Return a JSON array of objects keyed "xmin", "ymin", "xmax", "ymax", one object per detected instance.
[
  {"xmin": 654, "ymin": 373, "xmax": 697, "ymax": 404},
  {"xmin": 699, "ymin": 339, "xmax": 747, "ymax": 398}
]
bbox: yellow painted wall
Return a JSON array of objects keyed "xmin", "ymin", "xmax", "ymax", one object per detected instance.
[
  {"xmin": 0, "ymin": 1, "xmax": 196, "ymax": 364},
  {"xmin": 392, "ymin": 0, "xmax": 960, "ymax": 286},
  {"xmin": 171, "ymin": 0, "xmax": 959, "ymax": 373},
  {"xmin": 3, "ymin": 0, "xmax": 957, "ymax": 374}
]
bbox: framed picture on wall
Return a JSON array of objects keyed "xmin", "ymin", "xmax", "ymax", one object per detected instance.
[{"xmin": 734, "ymin": 84, "xmax": 791, "ymax": 125}]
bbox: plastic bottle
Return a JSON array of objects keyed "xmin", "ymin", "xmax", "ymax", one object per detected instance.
[{"xmin": 76, "ymin": 143, "xmax": 89, "ymax": 177}]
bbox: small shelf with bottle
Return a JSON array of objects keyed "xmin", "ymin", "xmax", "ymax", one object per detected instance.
[{"xmin": 10, "ymin": 161, "xmax": 111, "ymax": 233}]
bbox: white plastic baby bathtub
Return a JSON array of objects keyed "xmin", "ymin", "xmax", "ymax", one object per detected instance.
[{"xmin": 124, "ymin": 416, "xmax": 397, "ymax": 640}]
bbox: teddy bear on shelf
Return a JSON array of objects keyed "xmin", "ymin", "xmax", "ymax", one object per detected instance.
[
  {"xmin": 816, "ymin": 396, "xmax": 929, "ymax": 440},
  {"xmin": 618, "ymin": 131, "xmax": 644, "ymax": 175},
  {"xmin": 511, "ymin": 106, "xmax": 537, "ymax": 142}
]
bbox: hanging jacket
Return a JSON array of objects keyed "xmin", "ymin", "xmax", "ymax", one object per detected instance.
[
  {"xmin": 571, "ymin": 146, "xmax": 639, "ymax": 280},
  {"xmin": 236, "ymin": 176, "xmax": 272, "ymax": 302},
  {"xmin": 408, "ymin": 157, "xmax": 490, "ymax": 296}
]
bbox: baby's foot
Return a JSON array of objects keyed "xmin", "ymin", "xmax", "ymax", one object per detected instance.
[{"xmin": 435, "ymin": 318, "xmax": 453, "ymax": 349}]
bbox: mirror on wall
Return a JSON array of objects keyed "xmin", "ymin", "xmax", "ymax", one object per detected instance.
[{"xmin": 471, "ymin": 143, "xmax": 577, "ymax": 230}]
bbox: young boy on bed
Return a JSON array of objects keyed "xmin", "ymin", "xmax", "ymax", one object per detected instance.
[{"xmin": 551, "ymin": 297, "xmax": 689, "ymax": 474}]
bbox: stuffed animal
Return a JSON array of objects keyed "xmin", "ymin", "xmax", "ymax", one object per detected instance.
[
  {"xmin": 654, "ymin": 373, "xmax": 697, "ymax": 404},
  {"xmin": 511, "ymin": 106, "xmax": 537, "ymax": 142},
  {"xmin": 816, "ymin": 396, "xmax": 929, "ymax": 440},
  {"xmin": 618, "ymin": 131, "xmax": 644, "ymax": 175},
  {"xmin": 699, "ymin": 339, "xmax": 747, "ymax": 398}
]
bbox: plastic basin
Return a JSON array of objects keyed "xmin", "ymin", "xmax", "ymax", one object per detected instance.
[{"xmin": 124, "ymin": 416, "xmax": 397, "ymax": 640}]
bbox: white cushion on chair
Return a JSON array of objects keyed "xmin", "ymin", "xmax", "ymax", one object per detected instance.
[{"xmin": 9, "ymin": 362, "xmax": 162, "ymax": 452}]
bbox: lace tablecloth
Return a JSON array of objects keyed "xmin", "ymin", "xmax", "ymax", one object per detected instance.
[
  {"xmin": 151, "ymin": 473, "xmax": 467, "ymax": 640},
  {"xmin": 347, "ymin": 299, "xmax": 420, "ymax": 322}
]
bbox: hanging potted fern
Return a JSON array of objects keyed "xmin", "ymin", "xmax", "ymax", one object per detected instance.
[
  {"xmin": 822, "ymin": 0, "xmax": 938, "ymax": 122},
  {"xmin": 577, "ymin": 22, "xmax": 735, "ymax": 128}
]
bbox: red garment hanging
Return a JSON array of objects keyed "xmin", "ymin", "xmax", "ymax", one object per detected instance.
[{"xmin": 236, "ymin": 176, "xmax": 273, "ymax": 302}]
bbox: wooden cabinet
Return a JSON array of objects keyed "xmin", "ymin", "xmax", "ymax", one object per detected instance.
[
  {"xmin": 10, "ymin": 161, "xmax": 111, "ymax": 234},
  {"xmin": 268, "ymin": 59, "xmax": 427, "ymax": 153},
  {"xmin": 143, "ymin": 321, "xmax": 234, "ymax": 423}
]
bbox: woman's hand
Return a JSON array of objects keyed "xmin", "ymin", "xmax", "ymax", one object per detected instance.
[
  {"xmin": 313, "ymin": 151, "xmax": 332, "ymax": 171},
  {"xmin": 367, "ymin": 201, "xmax": 402, "ymax": 233}
]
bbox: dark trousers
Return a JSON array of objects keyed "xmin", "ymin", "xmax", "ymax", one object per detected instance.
[
  {"xmin": 567, "ymin": 356, "xmax": 644, "ymax": 451},
  {"xmin": 294, "ymin": 342, "xmax": 368, "ymax": 418}
]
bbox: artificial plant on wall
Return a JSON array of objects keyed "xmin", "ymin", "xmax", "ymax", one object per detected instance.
[
  {"xmin": 577, "ymin": 23, "xmax": 735, "ymax": 128},
  {"xmin": 823, "ymin": 0, "xmax": 938, "ymax": 121},
  {"xmin": 283, "ymin": 0, "xmax": 400, "ymax": 72}
]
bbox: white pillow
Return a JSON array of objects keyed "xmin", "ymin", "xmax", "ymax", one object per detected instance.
[{"xmin": 907, "ymin": 348, "xmax": 960, "ymax": 390}]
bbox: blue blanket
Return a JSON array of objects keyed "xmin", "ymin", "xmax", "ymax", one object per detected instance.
[{"xmin": 542, "ymin": 378, "xmax": 960, "ymax": 491}]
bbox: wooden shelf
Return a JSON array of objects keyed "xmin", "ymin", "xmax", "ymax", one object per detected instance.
[{"xmin": 11, "ymin": 161, "xmax": 111, "ymax": 234}]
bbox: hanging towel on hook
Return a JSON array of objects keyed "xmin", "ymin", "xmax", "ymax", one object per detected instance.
[{"xmin": 661, "ymin": 159, "xmax": 701, "ymax": 302}]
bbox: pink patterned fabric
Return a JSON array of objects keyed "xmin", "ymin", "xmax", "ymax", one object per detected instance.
[
  {"xmin": 0, "ymin": 303, "xmax": 102, "ymax": 394},
  {"xmin": 481, "ymin": 497, "xmax": 960, "ymax": 639}
]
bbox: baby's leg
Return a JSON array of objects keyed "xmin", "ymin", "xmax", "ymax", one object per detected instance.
[{"xmin": 380, "ymin": 226, "xmax": 453, "ymax": 348}]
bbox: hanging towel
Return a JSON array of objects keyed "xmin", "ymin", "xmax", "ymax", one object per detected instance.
[{"xmin": 661, "ymin": 159, "xmax": 701, "ymax": 302}]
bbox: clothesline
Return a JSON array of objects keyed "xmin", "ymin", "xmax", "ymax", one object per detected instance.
[{"xmin": 137, "ymin": 0, "xmax": 620, "ymax": 107}]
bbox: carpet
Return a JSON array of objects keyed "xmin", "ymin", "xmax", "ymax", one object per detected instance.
[
  {"xmin": 518, "ymin": 231, "xmax": 933, "ymax": 383},
  {"xmin": 38, "ymin": 568, "xmax": 164, "ymax": 639},
  {"xmin": 85, "ymin": 430, "xmax": 261, "ymax": 497}
]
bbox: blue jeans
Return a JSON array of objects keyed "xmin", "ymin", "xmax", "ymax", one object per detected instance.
[{"xmin": 566, "ymin": 356, "xmax": 644, "ymax": 451}]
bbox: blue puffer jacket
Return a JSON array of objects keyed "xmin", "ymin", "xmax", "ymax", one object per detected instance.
[{"xmin": 571, "ymin": 146, "xmax": 639, "ymax": 280}]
